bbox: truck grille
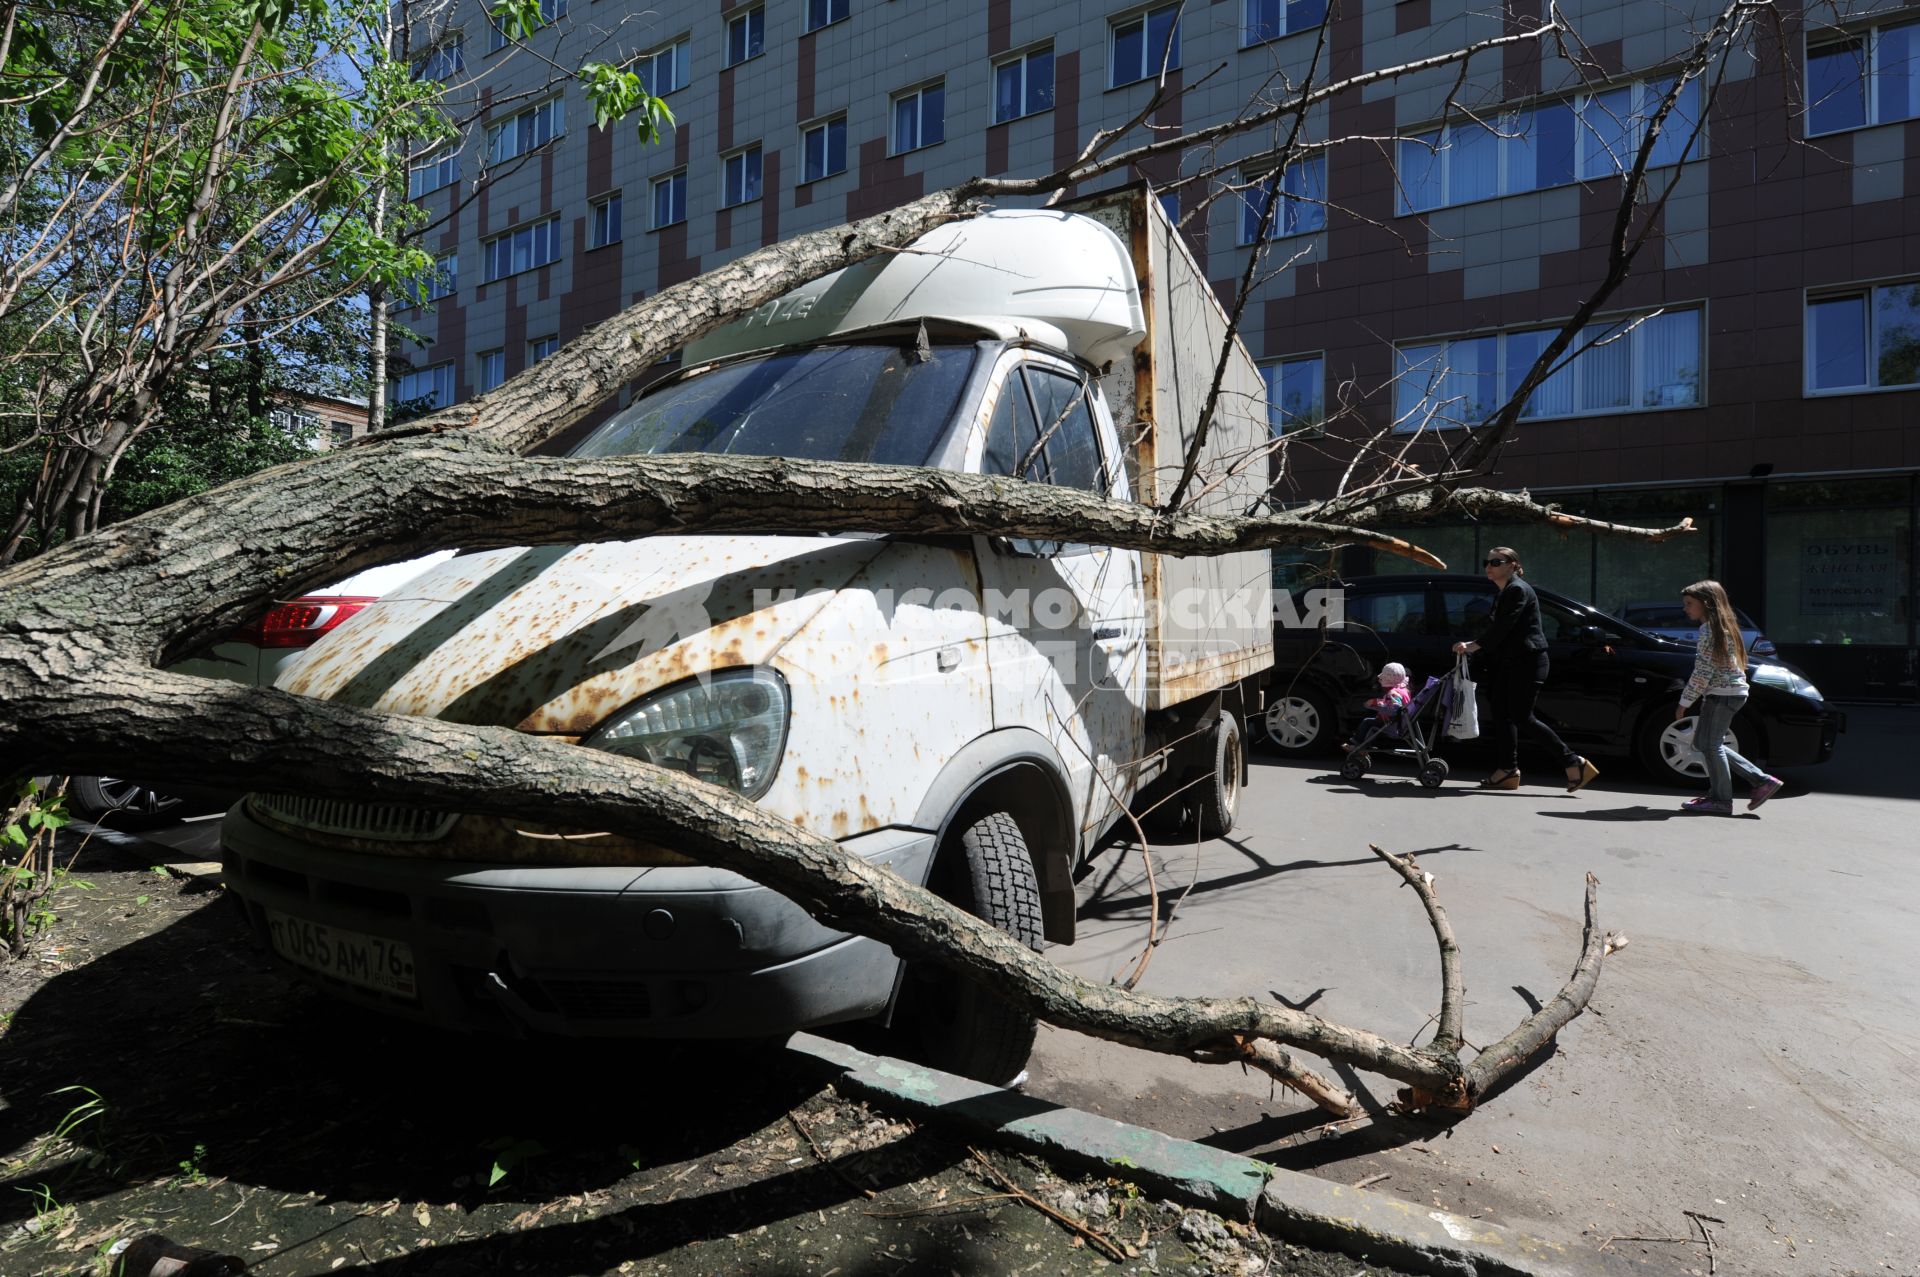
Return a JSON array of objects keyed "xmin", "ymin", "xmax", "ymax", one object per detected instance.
[{"xmin": 249, "ymin": 794, "xmax": 459, "ymax": 842}]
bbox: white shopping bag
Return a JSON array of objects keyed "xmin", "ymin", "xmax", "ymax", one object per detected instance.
[{"xmin": 1446, "ymin": 655, "xmax": 1480, "ymax": 741}]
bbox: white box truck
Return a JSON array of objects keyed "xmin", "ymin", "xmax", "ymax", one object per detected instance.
[{"xmin": 219, "ymin": 187, "xmax": 1273, "ymax": 1082}]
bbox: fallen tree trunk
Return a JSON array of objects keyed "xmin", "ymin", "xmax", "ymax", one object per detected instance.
[{"xmin": 0, "ymin": 171, "xmax": 1634, "ymax": 1119}]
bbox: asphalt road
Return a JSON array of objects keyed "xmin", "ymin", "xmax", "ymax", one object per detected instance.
[
  {"xmin": 107, "ymin": 708, "xmax": 1918, "ymax": 1275},
  {"xmin": 1030, "ymin": 705, "xmax": 1920, "ymax": 1277}
]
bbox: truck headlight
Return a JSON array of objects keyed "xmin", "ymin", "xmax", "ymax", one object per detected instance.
[
  {"xmin": 1749, "ymin": 663, "xmax": 1822, "ymax": 702},
  {"xmin": 584, "ymin": 668, "xmax": 790, "ymax": 799}
]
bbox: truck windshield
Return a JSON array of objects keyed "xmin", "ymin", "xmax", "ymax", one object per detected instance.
[{"xmin": 570, "ymin": 342, "xmax": 977, "ymax": 466}]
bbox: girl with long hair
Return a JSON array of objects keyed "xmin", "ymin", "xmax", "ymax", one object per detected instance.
[{"xmin": 1676, "ymin": 580, "xmax": 1782, "ymax": 814}]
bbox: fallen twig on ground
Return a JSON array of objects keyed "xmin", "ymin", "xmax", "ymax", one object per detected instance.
[{"xmin": 968, "ymin": 1147, "xmax": 1127, "ymax": 1262}]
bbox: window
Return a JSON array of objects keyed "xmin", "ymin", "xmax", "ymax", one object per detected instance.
[
  {"xmin": 408, "ymin": 252, "xmax": 457, "ymax": 306},
  {"xmin": 981, "ymin": 364, "xmax": 1111, "ymax": 554},
  {"xmin": 651, "ymin": 170, "xmax": 687, "ymax": 227},
  {"xmin": 1111, "ymin": 5, "xmax": 1180, "ymax": 86},
  {"xmin": 591, "ymin": 192, "xmax": 622, "ymax": 247},
  {"xmin": 486, "ymin": 97, "xmax": 564, "ymax": 165},
  {"xmin": 574, "ymin": 342, "xmax": 978, "ymax": 468},
  {"xmin": 639, "ymin": 38, "xmax": 689, "ymax": 95},
  {"xmin": 1262, "ymin": 355, "xmax": 1324, "ymax": 435},
  {"xmin": 412, "ymin": 34, "xmax": 463, "ymax": 81},
  {"xmin": 408, "ymin": 145, "xmax": 459, "ymax": 199},
  {"xmin": 1396, "ymin": 78, "xmax": 1699, "ymax": 214},
  {"xmin": 477, "ymin": 349, "xmax": 505, "ymax": 394},
  {"xmin": 1394, "ymin": 306, "xmax": 1703, "ymax": 429},
  {"xmin": 891, "ymin": 81, "xmax": 945, "ymax": 154},
  {"xmin": 1340, "ymin": 588, "xmax": 1429, "ymax": 636},
  {"xmin": 1807, "ymin": 17, "xmax": 1920, "ymax": 136},
  {"xmin": 488, "ymin": 0, "xmax": 566, "ymax": 51},
  {"xmin": 993, "ymin": 45, "xmax": 1054, "ymax": 123},
  {"xmin": 329, "ymin": 419, "xmax": 356, "ymax": 445},
  {"xmin": 801, "ymin": 115, "xmax": 847, "ymax": 182},
  {"xmin": 394, "ymin": 363, "xmax": 456, "ymax": 411},
  {"xmin": 1239, "ymin": 157, "xmax": 1327, "ymax": 241},
  {"xmin": 726, "ymin": 6, "xmax": 764, "ymax": 65},
  {"xmin": 722, "ymin": 145, "xmax": 763, "ymax": 207},
  {"xmin": 805, "ymin": 0, "xmax": 847, "ymax": 33},
  {"xmin": 1243, "ymin": 0, "xmax": 1327, "ymax": 45},
  {"xmin": 529, "ymin": 335, "xmax": 558, "ymax": 363},
  {"xmin": 483, "ymin": 216, "xmax": 562, "ymax": 280},
  {"xmin": 1806, "ymin": 281, "xmax": 1920, "ymax": 393}
]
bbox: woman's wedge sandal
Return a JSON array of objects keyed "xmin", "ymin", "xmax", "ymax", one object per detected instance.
[{"xmin": 1566, "ymin": 758, "xmax": 1600, "ymax": 794}]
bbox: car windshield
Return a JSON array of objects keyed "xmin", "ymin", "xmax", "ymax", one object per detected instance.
[{"xmin": 570, "ymin": 342, "xmax": 978, "ymax": 466}]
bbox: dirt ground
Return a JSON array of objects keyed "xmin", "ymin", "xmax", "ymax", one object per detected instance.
[{"xmin": 0, "ymin": 828, "xmax": 1421, "ymax": 1277}]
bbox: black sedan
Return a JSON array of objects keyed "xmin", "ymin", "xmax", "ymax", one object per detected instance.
[{"xmin": 1260, "ymin": 574, "xmax": 1845, "ymax": 787}]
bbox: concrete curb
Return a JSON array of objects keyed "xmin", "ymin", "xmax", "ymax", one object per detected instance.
[{"xmin": 788, "ymin": 1033, "xmax": 1622, "ymax": 1277}]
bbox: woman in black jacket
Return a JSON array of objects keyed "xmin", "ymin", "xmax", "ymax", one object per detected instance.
[{"xmin": 1450, "ymin": 547, "xmax": 1600, "ymax": 792}]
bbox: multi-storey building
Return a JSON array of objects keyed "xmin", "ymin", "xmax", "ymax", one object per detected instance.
[{"xmin": 397, "ymin": 0, "xmax": 1919, "ymax": 699}]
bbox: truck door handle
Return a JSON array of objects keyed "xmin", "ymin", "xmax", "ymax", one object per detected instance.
[{"xmin": 1093, "ymin": 625, "xmax": 1125, "ymax": 641}]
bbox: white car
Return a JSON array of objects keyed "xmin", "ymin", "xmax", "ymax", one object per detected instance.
[{"xmin": 68, "ymin": 553, "xmax": 455, "ymax": 825}]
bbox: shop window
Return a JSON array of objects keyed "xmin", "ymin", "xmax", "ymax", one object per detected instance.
[{"xmin": 1764, "ymin": 480, "xmax": 1912, "ymax": 646}]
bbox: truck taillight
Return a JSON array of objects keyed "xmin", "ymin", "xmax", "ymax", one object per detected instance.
[{"xmin": 233, "ymin": 597, "xmax": 377, "ymax": 649}]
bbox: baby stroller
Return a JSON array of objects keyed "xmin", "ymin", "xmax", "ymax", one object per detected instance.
[{"xmin": 1339, "ymin": 675, "xmax": 1454, "ymax": 789}]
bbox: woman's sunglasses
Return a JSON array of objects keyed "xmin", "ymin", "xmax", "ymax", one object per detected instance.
[{"xmin": 1484, "ymin": 558, "xmax": 1511, "ymax": 567}]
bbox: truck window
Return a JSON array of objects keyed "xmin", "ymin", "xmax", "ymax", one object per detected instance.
[
  {"xmin": 570, "ymin": 342, "xmax": 977, "ymax": 466},
  {"xmin": 981, "ymin": 366, "xmax": 1109, "ymax": 495}
]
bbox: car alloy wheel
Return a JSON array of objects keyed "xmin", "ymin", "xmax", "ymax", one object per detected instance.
[
  {"xmin": 1261, "ymin": 690, "xmax": 1330, "ymax": 754},
  {"xmin": 1655, "ymin": 716, "xmax": 1742, "ymax": 783}
]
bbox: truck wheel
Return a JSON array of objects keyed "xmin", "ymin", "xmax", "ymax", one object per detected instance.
[
  {"xmin": 1260, "ymin": 687, "xmax": 1334, "ymax": 756},
  {"xmin": 904, "ymin": 810, "xmax": 1043, "ymax": 1085},
  {"xmin": 1195, "ymin": 713, "xmax": 1242, "ymax": 839}
]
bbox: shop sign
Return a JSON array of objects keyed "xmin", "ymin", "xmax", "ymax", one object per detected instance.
[{"xmin": 1799, "ymin": 536, "xmax": 1897, "ymax": 616}]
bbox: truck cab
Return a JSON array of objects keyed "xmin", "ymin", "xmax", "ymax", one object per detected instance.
[{"xmin": 218, "ymin": 194, "xmax": 1271, "ymax": 1083}]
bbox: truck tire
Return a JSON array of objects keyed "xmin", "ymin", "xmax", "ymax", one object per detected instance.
[
  {"xmin": 904, "ymin": 810, "xmax": 1044, "ymax": 1085},
  {"xmin": 1195, "ymin": 713, "xmax": 1243, "ymax": 839}
]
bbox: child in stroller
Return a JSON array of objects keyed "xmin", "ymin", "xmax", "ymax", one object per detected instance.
[{"xmin": 1340, "ymin": 662, "xmax": 1454, "ymax": 789}]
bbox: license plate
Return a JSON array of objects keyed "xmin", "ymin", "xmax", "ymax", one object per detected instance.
[{"xmin": 267, "ymin": 910, "xmax": 417, "ymax": 999}]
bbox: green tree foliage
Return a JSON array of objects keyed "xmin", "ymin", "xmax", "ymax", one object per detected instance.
[{"xmin": 0, "ymin": 0, "xmax": 445, "ymax": 562}]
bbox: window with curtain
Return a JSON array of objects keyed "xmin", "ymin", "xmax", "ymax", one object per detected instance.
[{"xmin": 1396, "ymin": 307, "xmax": 1704, "ymax": 430}]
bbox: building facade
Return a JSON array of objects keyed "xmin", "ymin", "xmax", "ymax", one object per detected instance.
[{"xmin": 396, "ymin": 0, "xmax": 1920, "ymax": 700}]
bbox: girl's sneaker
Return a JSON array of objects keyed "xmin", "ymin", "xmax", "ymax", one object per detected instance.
[
  {"xmin": 1681, "ymin": 797, "xmax": 1733, "ymax": 815},
  {"xmin": 1748, "ymin": 776, "xmax": 1783, "ymax": 810}
]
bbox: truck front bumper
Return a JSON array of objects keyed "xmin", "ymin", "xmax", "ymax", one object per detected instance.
[{"xmin": 220, "ymin": 802, "xmax": 935, "ymax": 1038}]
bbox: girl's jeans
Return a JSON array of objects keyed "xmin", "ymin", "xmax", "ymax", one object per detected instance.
[{"xmin": 1695, "ymin": 693, "xmax": 1766, "ymax": 802}]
